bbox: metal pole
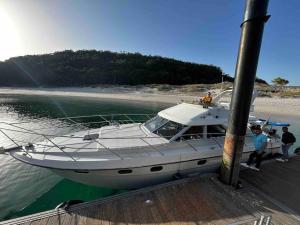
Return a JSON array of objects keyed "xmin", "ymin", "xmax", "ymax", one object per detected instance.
[
  {"xmin": 220, "ymin": 0, "xmax": 270, "ymax": 186},
  {"xmin": 221, "ymin": 75, "xmax": 224, "ymax": 91}
]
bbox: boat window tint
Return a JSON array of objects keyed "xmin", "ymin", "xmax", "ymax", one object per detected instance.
[
  {"xmin": 118, "ymin": 169, "xmax": 132, "ymax": 174},
  {"xmin": 207, "ymin": 125, "xmax": 226, "ymax": 138},
  {"xmin": 150, "ymin": 166, "xmax": 163, "ymax": 172},
  {"xmin": 155, "ymin": 121, "xmax": 185, "ymax": 140},
  {"xmin": 197, "ymin": 159, "xmax": 207, "ymax": 165},
  {"xmin": 144, "ymin": 116, "xmax": 168, "ymax": 132},
  {"xmin": 179, "ymin": 126, "xmax": 204, "ymax": 141},
  {"xmin": 74, "ymin": 170, "xmax": 89, "ymax": 173}
]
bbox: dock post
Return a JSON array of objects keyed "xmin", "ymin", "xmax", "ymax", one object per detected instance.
[{"xmin": 220, "ymin": 0, "xmax": 270, "ymax": 186}]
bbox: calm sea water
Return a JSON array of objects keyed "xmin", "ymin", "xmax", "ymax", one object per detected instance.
[
  {"xmin": 0, "ymin": 94, "xmax": 169, "ymax": 221},
  {"xmin": 0, "ymin": 94, "xmax": 299, "ymax": 221}
]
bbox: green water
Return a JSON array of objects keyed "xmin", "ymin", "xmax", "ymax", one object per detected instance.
[
  {"xmin": 0, "ymin": 94, "xmax": 169, "ymax": 221},
  {"xmin": 12, "ymin": 180, "xmax": 117, "ymax": 218}
]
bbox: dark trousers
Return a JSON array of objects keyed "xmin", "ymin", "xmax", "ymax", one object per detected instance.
[{"xmin": 247, "ymin": 151, "xmax": 264, "ymax": 168}]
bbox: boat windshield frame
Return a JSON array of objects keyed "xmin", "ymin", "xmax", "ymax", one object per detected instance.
[
  {"xmin": 143, "ymin": 115, "xmax": 169, "ymax": 133},
  {"xmin": 154, "ymin": 120, "xmax": 187, "ymax": 140},
  {"xmin": 143, "ymin": 115, "xmax": 186, "ymax": 140}
]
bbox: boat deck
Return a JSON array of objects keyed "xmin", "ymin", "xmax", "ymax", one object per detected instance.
[{"xmin": 2, "ymin": 155, "xmax": 300, "ymax": 225}]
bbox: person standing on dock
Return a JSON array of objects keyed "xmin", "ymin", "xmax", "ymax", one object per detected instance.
[
  {"xmin": 242, "ymin": 125, "xmax": 268, "ymax": 171},
  {"xmin": 276, "ymin": 126, "xmax": 296, "ymax": 162}
]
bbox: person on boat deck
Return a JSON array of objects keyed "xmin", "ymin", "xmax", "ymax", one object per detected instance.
[
  {"xmin": 276, "ymin": 126, "xmax": 296, "ymax": 162},
  {"xmin": 245, "ymin": 125, "xmax": 268, "ymax": 171},
  {"xmin": 200, "ymin": 92, "xmax": 212, "ymax": 107}
]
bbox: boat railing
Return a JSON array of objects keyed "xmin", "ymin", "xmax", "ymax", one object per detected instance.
[
  {"xmin": 8, "ymin": 113, "xmax": 155, "ymax": 127},
  {"xmin": 0, "ymin": 113, "xmax": 155, "ymax": 159},
  {"xmin": 0, "ymin": 112, "xmax": 279, "ymax": 162},
  {"xmin": 0, "ymin": 118, "xmax": 259, "ymax": 161}
]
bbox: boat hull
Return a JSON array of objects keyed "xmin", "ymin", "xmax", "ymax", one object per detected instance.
[{"xmin": 50, "ymin": 152, "xmax": 253, "ymax": 189}]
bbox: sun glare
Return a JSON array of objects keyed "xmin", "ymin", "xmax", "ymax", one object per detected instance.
[{"xmin": 0, "ymin": 9, "xmax": 22, "ymax": 61}]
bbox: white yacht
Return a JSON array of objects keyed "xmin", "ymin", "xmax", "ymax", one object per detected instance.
[{"xmin": 2, "ymin": 90, "xmax": 282, "ymax": 189}]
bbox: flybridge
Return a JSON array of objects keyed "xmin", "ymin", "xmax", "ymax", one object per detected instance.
[{"xmin": 158, "ymin": 103, "xmax": 229, "ymax": 126}]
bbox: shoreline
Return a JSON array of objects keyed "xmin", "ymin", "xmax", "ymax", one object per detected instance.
[
  {"xmin": 0, "ymin": 87, "xmax": 199, "ymax": 104},
  {"xmin": 0, "ymin": 87, "xmax": 300, "ymax": 120}
]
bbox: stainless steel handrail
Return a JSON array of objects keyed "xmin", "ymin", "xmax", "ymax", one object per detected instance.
[
  {"xmin": 0, "ymin": 126, "xmax": 238, "ymax": 140},
  {"xmin": 0, "ymin": 122, "xmax": 77, "ymax": 161},
  {"xmin": 0, "ymin": 114, "xmax": 266, "ymax": 162},
  {"xmin": 6, "ymin": 113, "xmax": 155, "ymax": 125}
]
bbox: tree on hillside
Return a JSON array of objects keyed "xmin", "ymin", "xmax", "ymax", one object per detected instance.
[
  {"xmin": 0, "ymin": 50, "xmax": 268, "ymax": 87},
  {"xmin": 272, "ymin": 76, "xmax": 289, "ymax": 92}
]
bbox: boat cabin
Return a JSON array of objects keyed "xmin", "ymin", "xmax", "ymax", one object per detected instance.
[
  {"xmin": 142, "ymin": 89, "xmax": 258, "ymax": 142},
  {"xmin": 143, "ymin": 102, "xmax": 229, "ymax": 142}
]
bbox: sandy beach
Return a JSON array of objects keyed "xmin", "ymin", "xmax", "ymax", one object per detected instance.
[{"xmin": 0, "ymin": 87, "xmax": 299, "ymax": 120}]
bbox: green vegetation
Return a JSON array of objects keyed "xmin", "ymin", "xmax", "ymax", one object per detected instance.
[
  {"xmin": 255, "ymin": 77, "xmax": 300, "ymax": 98},
  {"xmin": 272, "ymin": 76, "xmax": 289, "ymax": 92},
  {"xmin": 272, "ymin": 76, "xmax": 289, "ymax": 86},
  {"xmin": 0, "ymin": 50, "xmax": 267, "ymax": 87},
  {"xmin": 278, "ymin": 88, "xmax": 300, "ymax": 98}
]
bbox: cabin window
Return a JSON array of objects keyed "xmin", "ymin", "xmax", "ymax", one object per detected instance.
[
  {"xmin": 74, "ymin": 170, "xmax": 89, "ymax": 173},
  {"xmin": 144, "ymin": 116, "xmax": 168, "ymax": 132},
  {"xmin": 197, "ymin": 159, "xmax": 207, "ymax": 165},
  {"xmin": 150, "ymin": 166, "xmax": 163, "ymax": 172},
  {"xmin": 118, "ymin": 169, "xmax": 133, "ymax": 174},
  {"xmin": 179, "ymin": 126, "xmax": 204, "ymax": 140},
  {"xmin": 155, "ymin": 121, "xmax": 185, "ymax": 140},
  {"xmin": 207, "ymin": 125, "xmax": 226, "ymax": 138}
]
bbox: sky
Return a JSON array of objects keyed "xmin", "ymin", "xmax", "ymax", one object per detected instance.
[{"xmin": 0, "ymin": 0, "xmax": 299, "ymax": 85}]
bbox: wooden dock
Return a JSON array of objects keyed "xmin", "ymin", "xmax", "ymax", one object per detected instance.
[{"xmin": 1, "ymin": 156, "xmax": 300, "ymax": 225}]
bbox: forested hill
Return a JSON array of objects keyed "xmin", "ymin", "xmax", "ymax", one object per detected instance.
[{"xmin": 0, "ymin": 50, "xmax": 266, "ymax": 87}]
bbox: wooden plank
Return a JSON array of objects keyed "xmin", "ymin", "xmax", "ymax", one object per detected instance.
[
  {"xmin": 240, "ymin": 156, "xmax": 300, "ymax": 215},
  {"xmin": 26, "ymin": 217, "xmax": 49, "ymax": 225},
  {"xmin": 137, "ymin": 192, "xmax": 159, "ymax": 224},
  {"xmin": 61, "ymin": 213, "xmax": 73, "ymax": 225},
  {"xmin": 44, "ymin": 213, "xmax": 65, "ymax": 225},
  {"xmin": 77, "ymin": 208, "xmax": 92, "ymax": 225},
  {"xmin": 239, "ymin": 156, "xmax": 300, "ymax": 224},
  {"xmin": 18, "ymin": 222, "xmax": 32, "ymax": 225}
]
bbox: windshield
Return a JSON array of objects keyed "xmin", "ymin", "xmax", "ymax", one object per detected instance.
[
  {"xmin": 144, "ymin": 116, "xmax": 168, "ymax": 132},
  {"xmin": 155, "ymin": 121, "xmax": 186, "ymax": 140},
  {"xmin": 144, "ymin": 116, "xmax": 185, "ymax": 140},
  {"xmin": 207, "ymin": 125, "xmax": 226, "ymax": 138}
]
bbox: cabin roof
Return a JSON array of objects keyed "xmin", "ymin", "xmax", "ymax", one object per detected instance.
[{"xmin": 158, "ymin": 103, "xmax": 228, "ymax": 126}]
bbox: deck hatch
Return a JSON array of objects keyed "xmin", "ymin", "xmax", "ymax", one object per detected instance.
[{"xmin": 83, "ymin": 133, "xmax": 99, "ymax": 140}]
